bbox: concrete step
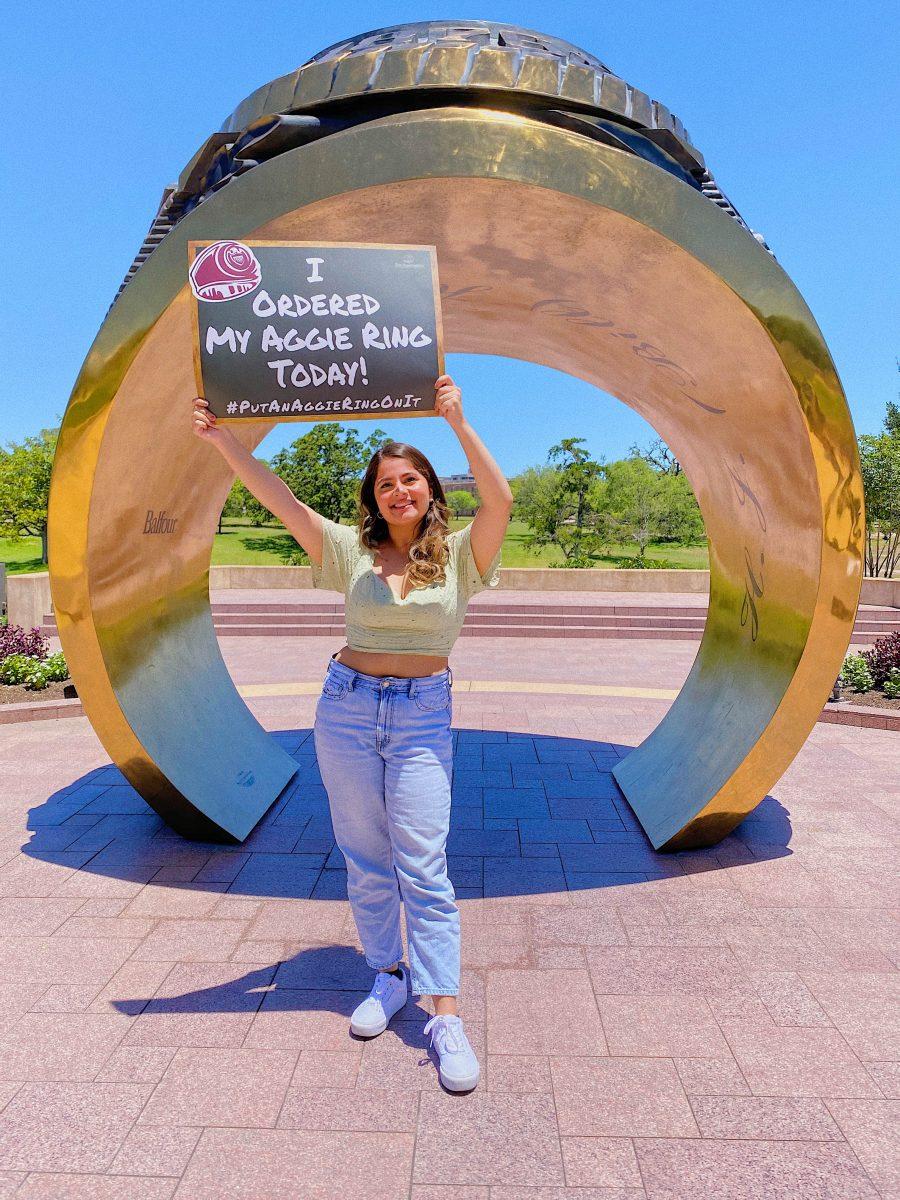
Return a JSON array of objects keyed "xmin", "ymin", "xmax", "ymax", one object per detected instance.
[
  {"xmin": 176, "ymin": 621, "xmax": 707, "ymax": 640},
  {"xmin": 464, "ymin": 613, "xmax": 706, "ymax": 628},
  {"xmin": 205, "ymin": 613, "xmax": 708, "ymax": 630},
  {"xmin": 205, "ymin": 601, "xmax": 712, "ymax": 618},
  {"xmin": 39, "ymin": 600, "xmax": 898, "ymax": 643},
  {"xmin": 198, "ymin": 623, "xmax": 886, "ymax": 642}
]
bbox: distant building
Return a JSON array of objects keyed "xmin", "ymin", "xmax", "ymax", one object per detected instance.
[{"xmin": 438, "ymin": 472, "xmax": 478, "ymax": 497}]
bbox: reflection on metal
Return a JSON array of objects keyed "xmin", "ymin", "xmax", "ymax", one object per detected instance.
[{"xmin": 49, "ymin": 22, "xmax": 863, "ymax": 846}]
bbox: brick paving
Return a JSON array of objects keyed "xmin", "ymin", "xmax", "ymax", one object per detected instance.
[{"xmin": 0, "ymin": 631, "xmax": 896, "ymax": 1198}]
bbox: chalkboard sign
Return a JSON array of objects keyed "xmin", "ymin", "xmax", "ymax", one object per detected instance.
[{"xmin": 189, "ymin": 240, "xmax": 444, "ymax": 422}]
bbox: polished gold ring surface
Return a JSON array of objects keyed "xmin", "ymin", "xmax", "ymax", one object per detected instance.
[{"xmin": 48, "ymin": 41, "xmax": 862, "ymax": 847}]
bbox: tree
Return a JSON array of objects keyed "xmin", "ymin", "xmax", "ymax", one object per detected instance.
[
  {"xmin": 515, "ymin": 439, "xmax": 606, "ymax": 567},
  {"xmin": 654, "ymin": 472, "xmax": 705, "ymax": 546},
  {"xmin": 510, "ymin": 465, "xmax": 560, "ymax": 525},
  {"xmin": 218, "ymin": 480, "xmax": 245, "ymax": 535},
  {"xmin": 445, "ymin": 489, "xmax": 479, "ymax": 516},
  {"xmin": 0, "ymin": 428, "xmax": 58, "ymax": 564},
  {"xmin": 222, "ymin": 479, "xmax": 271, "ymax": 529},
  {"xmin": 597, "ymin": 458, "xmax": 703, "ymax": 559},
  {"xmin": 859, "ymin": 406, "xmax": 900, "ymax": 577},
  {"xmin": 600, "ymin": 458, "xmax": 664, "ymax": 557},
  {"xmin": 269, "ymin": 423, "xmax": 386, "ymax": 525},
  {"xmin": 629, "ymin": 435, "xmax": 682, "ymax": 476}
]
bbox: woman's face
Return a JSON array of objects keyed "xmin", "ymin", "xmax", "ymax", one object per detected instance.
[{"xmin": 373, "ymin": 457, "xmax": 432, "ymax": 532}]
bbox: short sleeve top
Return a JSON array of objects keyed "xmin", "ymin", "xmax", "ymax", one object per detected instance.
[{"xmin": 310, "ymin": 519, "xmax": 502, "ymax": 655}]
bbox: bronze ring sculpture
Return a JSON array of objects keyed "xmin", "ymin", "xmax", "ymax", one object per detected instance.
[{"xmin": 48, "ymin": 21, "xmax": 863, "ymax": 848}]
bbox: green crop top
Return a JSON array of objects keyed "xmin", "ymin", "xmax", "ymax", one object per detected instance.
[{"xmin": 311, "ymin": 518, "xmax": 502, "ymax": 655}]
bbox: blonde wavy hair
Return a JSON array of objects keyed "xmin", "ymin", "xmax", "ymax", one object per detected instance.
[{"xmin": 358, "ymin": 441, "xmax": 452, "ymax": 589}]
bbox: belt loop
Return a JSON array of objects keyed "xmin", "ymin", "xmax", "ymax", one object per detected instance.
[{"xmin": 448, "ymin": 666, "xmax": 453, "ymax": 688}]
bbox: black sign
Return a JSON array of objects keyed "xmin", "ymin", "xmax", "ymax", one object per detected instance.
[{"xmin": 189, "ymin": 241, "xmax": 444, "ymax": 422}]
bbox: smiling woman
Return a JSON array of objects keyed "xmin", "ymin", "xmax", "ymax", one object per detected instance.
[
  {"xmin": 48, "ymin": 21, "xmax": 862, "ymax": 1092},
  {"xmin": 191, "ymin": 370, "xmax": 511, "ymax": 1089}
]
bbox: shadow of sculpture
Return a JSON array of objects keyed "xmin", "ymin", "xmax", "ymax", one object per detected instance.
[
  {"xmin": 18, "ymin": 726, "xmax": 793, "ymax": 1036},
  {"xmin": 21, "ymin": 727, "xmax": 794, "ymax": 904}
]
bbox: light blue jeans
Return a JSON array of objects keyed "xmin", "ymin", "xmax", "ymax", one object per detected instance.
[{"xmin": 313, "ymin": 655, "xmax": 459, "ymax": 996}]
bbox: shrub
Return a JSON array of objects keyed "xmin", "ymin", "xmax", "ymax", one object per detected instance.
[
  {"xmin": 864, "ymin": 631, "xmax": 900, "ymax": 688},
  {"xmin": 0, "ymin": 650, "xmax": 68, "ymax": 689},
  {"xmin": 22, "ymin": 663, "xmax": 51, "ymax": 690},
  {"xmin": 883, "ymin": 667, "xmax": 900, "ymax": 700},
  {"xmin": 840, "ymin": 653, "xmax": 874, "ymax": 693},
  {"xmin": 0, "ymin": 654, "xmax": 34, "ymax": 685},
  {"xmin": 42, "ymin": 652, "xmax": 69, "ymax": 683},
  {"xmin": 613, "ymin": 555, "xmax": 675, "ymax": 570},
  {"xmin": 0, "ymin": 623, "xmax": 48, "ymax": 661}
]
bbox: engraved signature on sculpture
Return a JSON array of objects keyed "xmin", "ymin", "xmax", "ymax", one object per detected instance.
[
  {"xmin": 530, "ymin": 298, "xmax": 726, "ymax": 415},
  {"xmin": 726, "ymin": 454, "xmax": 766, "ymax": 642},
  {"xmin": 439, "ymin": 284, "xmax": 493, "ymax": 302}
]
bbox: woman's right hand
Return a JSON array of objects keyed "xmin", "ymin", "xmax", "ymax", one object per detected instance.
[{"xmin": 191, "ymin": 397, "xmax": 229, "ymax": 445}]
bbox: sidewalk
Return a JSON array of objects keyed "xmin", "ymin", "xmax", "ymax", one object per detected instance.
[{"xmin": 0, "ymin": 633, "xmax": 895, "ymax": 1197}]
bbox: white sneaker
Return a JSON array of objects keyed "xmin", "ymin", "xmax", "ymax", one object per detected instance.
[
  {"xmin": 350, "ymin": 968, "xmax": 408, "ymax": 1037},
  {"xmin": 423, "ymin": 1014, "xmax": 480, "ymax": 1092}
]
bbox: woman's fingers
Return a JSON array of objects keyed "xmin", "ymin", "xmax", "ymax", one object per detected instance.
[{"xmin": 191, "ymin": 395, "xmax": 218, "ymax": 436}]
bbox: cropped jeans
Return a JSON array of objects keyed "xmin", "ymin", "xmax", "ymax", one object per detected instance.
[{"xmin": 313, "ymin": 655, "xmax": 459, "ymax": 996}]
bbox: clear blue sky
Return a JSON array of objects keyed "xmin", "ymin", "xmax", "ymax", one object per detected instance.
[{"xmin": 3, "ymin": 1, "xmax": 896, "ymax": 476}]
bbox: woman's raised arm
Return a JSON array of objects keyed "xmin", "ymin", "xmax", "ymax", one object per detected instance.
[
  {"xmin": 433, "ymin": 376, "xmax": 513, "ymax": 576},
  {"xmin": 191, "ymin": 397, "xmax": 324, "ymax": 565}
]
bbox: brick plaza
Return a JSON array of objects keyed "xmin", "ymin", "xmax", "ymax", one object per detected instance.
[{"xmin": 0, "ymin": 624, "xmax": 895, "ymax": 1198}]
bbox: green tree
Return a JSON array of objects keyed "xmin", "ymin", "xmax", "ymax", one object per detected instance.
[
  {"xmin": 515, "ymin": 439, "xmax": 605, "ymax": 567},
  {"xmin": 654, "ymin": 472, "xmax": 705, "ymax": 545},
  {"xmin": 598, "ymin": 458, "xmax": 704, "ymax": 559},
  {"xmin": 859, "ymin": 400, "xmax": 900, "ymax": 577},
  {"xmin": 0, "ymin": 428, "xmax": 58, "ymax": 564},
  {"xmin": 510, "ymin": 465, "xmax": 560, "ymax": 524},
  {"xmin": 224, "ymin": 479, "xmax": 272, "ymax": 529},
  {"xmin": 269, "ymin": 423, "xmax": 386, "ymax": 525},
  {"xmin": 600, "ymin": 458, "xmax": 663, "ymax": 557},
  {"xmin": 885, "ymin": 400, "xmax": 900, "ymax": 437},
  {"xmin": 445, "ymin": 489, "xmax": 479, "ymax": 516},
  {"xmin": 218, "ymin": 479, "xmax": 245, "ymax": 535}
]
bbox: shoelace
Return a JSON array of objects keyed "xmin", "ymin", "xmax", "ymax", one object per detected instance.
[{"xmin": 423, "ymin": 1015, "xmax": 465, "ymax": 1054}]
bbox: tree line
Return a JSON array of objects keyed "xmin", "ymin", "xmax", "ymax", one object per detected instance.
[
  {"xmin": 1, "ymin": 396, "xmax": 899, "ymax": 576},
  {"xmin": 221, "ymin": 427, "xmax": 704, "ymax": 567},
  {"xmin": 509, "ymin": 436, "xmax": 703, "ymax": 567}
]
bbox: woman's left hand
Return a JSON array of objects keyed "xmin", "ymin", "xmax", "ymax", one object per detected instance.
[{"xmin": 434, "ymin": 374, "xmax": 466, "ymax": 430}]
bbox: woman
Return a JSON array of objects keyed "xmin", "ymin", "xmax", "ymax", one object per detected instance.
[{"xmin": 192, "ymin": 375, "xmax": 513, "ymax": 1091}]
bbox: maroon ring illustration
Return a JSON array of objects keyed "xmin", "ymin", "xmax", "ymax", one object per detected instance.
[{"xmin": 189, "ymin": 240, "xmax": 262, "ymax": 302}]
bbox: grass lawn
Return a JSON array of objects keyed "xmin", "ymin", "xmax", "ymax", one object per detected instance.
[
  {"xmin": 212, "ymin": 518, "xmax": 710, "ymax": 569},
  {"xmin": 210, "ymin": 523, "xmax": 303, "ymax": 566},
  {"xmin": 2, "ymin": 521, "xmax": 711, "ymax": 575},
  {"xmin": 0, "ymin": 539, "xmax": 46, "ymax": 575}
]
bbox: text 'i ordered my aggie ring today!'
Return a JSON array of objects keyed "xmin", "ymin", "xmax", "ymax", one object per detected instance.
[{"xmin": 189, "ymin": 240, "xmax": 445, "ymax": 421}]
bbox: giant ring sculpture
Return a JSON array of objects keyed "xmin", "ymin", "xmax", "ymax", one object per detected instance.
[{"xmin": 48, "ymin": 21, "xmax": 863, "ymax": 848}]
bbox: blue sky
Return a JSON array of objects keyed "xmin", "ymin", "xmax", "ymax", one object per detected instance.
[{"xmin": 3, "ymin": 1, "xmax": 896, "ymax": 476}]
